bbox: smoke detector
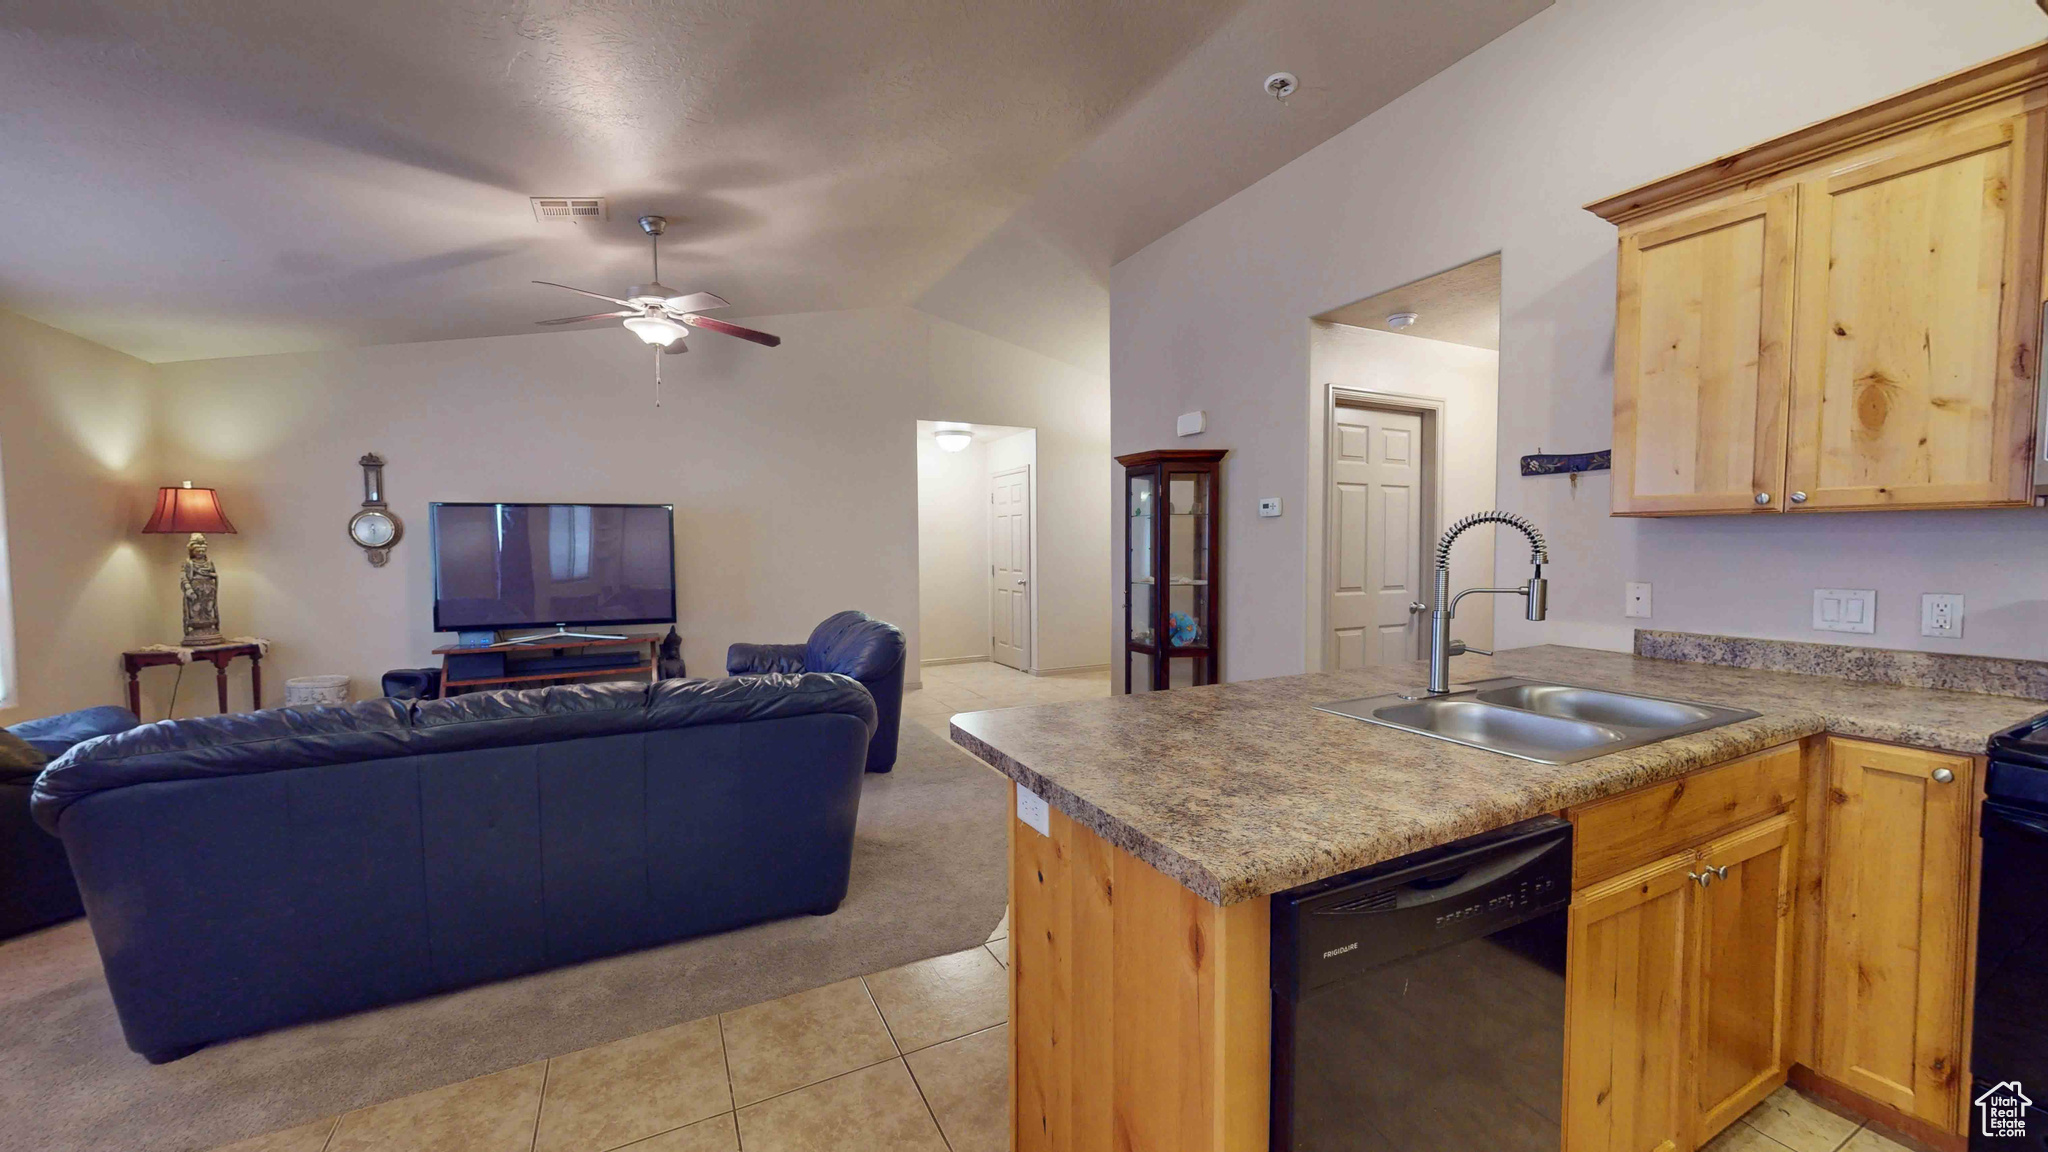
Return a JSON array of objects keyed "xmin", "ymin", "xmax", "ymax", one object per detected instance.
[
  {"xmin": 529, "ymin": 197, "xmax": 609, "ymax": 224},
  {"xmin": 1265, "ymin": 72, "xmax": 1298, "ymax": 100},
  {"xmin": 1387, "ymin": 312, "xmax": 1420, "ymax": 330}
]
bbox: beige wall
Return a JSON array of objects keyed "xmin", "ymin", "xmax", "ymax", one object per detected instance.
[
  {"xmin": 142, "ymin": 306, "xmax": 1108, "ymax": 698},
  {"xmin": 916, "ymin": 426, "xmax": 991, "ymax": 666},
  {"xmin": 1112, "ymin": 0, "xmax": 2048, "ymax": 681},
  {"xmin": 1308, "ymin": 322, "xmax": 1499, "ymax": 658},
  {"xmin": 0, "ymin": 310, "xmax": 164, "ymax": 724}
]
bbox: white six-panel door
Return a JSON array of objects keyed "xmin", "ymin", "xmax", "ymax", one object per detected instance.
[
  {"xmin": 990, "ymin": 466, "xmax": 1031, "ymax": 669},
  {"xmin": 1328, "ymin": 406, "xmax": 1426, "ymax": 669}
]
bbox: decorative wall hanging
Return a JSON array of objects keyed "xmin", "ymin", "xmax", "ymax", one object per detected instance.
[{"xmin": 348, "ymin": 453, "xmax": 402, "ymax": 566}]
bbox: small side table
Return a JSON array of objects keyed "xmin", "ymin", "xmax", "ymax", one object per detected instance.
[{"xmin": 122, "ymin": 643, "xmax": 266, "ymax": 716}]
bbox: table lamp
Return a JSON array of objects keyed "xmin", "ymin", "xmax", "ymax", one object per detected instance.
[{"xmin": 142, "ymin": 481, "xmax": 237, "ymax": 646}]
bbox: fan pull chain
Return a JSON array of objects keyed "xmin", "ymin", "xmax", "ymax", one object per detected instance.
[{"xmin": 653, "ymin": 345, "xmax": 663, "ymax": 407}]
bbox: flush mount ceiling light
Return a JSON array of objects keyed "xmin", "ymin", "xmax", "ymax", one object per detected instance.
[
  {"xmin": 935, "ymin": 428, "xmax": 974, "ymax": 453},
  {"xmin": 1387, "ymin": 312, "xmax": 1420, "ymax": 330}
]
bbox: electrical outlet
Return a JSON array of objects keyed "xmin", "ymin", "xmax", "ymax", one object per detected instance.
[
  {"xmin": 1813, "ymin": 588, "xmax": 1876, "ymax": 635},
  {"xmin": 1921, "ymin": 593, "xmax": 1964, "ymax": 639},
  {"xmin": 1625, "ymin": 581, "xmax": 1653, "ymax": 618}
]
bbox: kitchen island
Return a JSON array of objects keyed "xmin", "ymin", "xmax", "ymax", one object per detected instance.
[{"xmin": 950, "ymin": 643, "xmax": 2044, "ymax": 1152}]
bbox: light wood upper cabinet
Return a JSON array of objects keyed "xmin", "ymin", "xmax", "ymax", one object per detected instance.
[
  {"xmin": 1593, "ymin": 45, "xmax": 2048, "ymax": 516},
  {"xmin": 1788, "ymin": 117, "xmax": 2047, "ymax": 509},
  {"xmin": 1613, "ymin": 191, "xmax": 1796, "ymax": 514},
  {"xmin": 1815, "ymin": 738, "xmax": 1975, "ymax": 1131}
]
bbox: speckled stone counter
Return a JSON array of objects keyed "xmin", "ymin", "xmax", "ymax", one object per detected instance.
[{"xmin": 949, "ymin": 645, "xmax": 2047, "ymax": 906}]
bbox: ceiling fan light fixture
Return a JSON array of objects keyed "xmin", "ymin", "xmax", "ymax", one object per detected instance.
[
  {"xmin": 935, "ymin": 428, "xmax": 974, "ymax": 453},
  {"xmin": 623, "ymin": 315, "xmax": 689, "ymax": 345}
]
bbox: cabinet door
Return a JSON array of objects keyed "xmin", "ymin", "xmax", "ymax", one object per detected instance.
[
  {"xmin": 1817, "ymin": 739, "xmax": 1975, "ymax": 1129},
  {"xmin": 1786, "ymin": 114, "xmax": 2046, "ymax": 510},
  {"xmin": 1689, "ymin": 813, "xmax": 1797, "ymax": 1139},
  {"xmin": 1613, "ymin": 189, "xmax": 1797, "ymax": 515},
  {"xmin": 1566, "ymin": 853, "xmax": 1695, "ymax": 1152}
]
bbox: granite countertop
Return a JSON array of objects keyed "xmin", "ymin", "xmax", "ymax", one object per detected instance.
[{"xmin": 948, "ymin": 644, "xmax": 2047, "ymax": 906}]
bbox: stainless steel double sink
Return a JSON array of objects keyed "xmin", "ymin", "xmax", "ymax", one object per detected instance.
[{"xmin": 1314, "ymin": 676, "xmax": 1759, "ymax": 764}]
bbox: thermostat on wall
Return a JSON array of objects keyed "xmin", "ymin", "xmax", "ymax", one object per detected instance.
[
  {"xmin": 1258, "ymin": 498, "xmax": 1283, "ymax": 518},
  {"xmin": 1177, "ymin": 410, "xmax": 1207, "ymax": 437}
]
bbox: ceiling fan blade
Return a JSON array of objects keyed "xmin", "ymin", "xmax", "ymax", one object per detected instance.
[
  {"xmin": 663, "ymin": 338, "xmax": 689, "ymax": 354},
  {"xmin": 535, "ymin": 311, "xmax": 637, "ymax": 326},
  {"xmin": 659, "ymin": 291, "xmax": 730, "ymax": 313},
  {"xmin": 681, "ymin": 314, "xmax": 782, "ymax": 347},
  {"xmin": 532, "ymin": 280, "xmax": 634, "ymax": 306}
]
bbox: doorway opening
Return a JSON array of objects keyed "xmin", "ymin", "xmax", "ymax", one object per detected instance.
[
  {"xmin": 914, "ymin": 420, "xmax": 1037, "ymax": 681},
  {"xmin": 1309, "ymin": 254, "xmax": 1501, "ymax": 672}
]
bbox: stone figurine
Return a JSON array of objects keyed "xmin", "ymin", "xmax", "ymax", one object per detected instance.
[
  {"xmin": 180, "ymin": 535, "xmax": 224, "ymax": 646},
  {"xmin": 657, "ymin": 627, "xmax": 687, "ymax": 680}
]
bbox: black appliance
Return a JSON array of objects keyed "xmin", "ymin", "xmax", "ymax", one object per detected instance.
[
  {"xmin": 1973, "ymin": 713, "xmax": 2048, "ymax": 1150},
  {"xmin": 1271, "ymin": 815, "xmax": 1572, "ymax": 1152},
  {"xmin": 429, "ymin": 503, "xmax": 676, "ymax": 632}
]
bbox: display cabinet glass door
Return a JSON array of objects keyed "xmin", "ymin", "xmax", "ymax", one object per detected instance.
[
  {"xmin": 1127, "ymin": 472, "xmax": 1157, "ymax": 691},
  {"xmin": 1120, "ymin": 449, "xmax": 1225, "ymax": 694},
  {"xmin": 1161, "ymin": 469, "xmax": 1212, "ymax": 688}
]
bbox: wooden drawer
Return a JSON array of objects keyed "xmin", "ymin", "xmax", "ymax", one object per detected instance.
[{"xmin": 1568, "ymin": 741, "xmax": 1803, "ymax": 888}]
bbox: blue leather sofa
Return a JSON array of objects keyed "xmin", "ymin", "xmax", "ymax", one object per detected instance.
[
  {"xmin": 3, "ymin": 706, "xmax": 138, "ymax": 940},
  {"xmin": 32, "ymin": 675, "xmax": 874, "ymax": 1063},
  {"xmin": 728, "ymin": 611, "xmax": 905, "ymax": 773}
]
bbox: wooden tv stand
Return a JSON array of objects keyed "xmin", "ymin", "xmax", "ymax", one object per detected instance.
[{"xmin": 430, "ymin": 635, "xmax": 661, "ymax": 697}]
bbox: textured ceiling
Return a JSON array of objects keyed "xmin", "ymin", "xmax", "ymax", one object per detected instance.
[
  {"xmin": 0, "ymin": 0, "xmax": 1548, "ymax": 363},
  {"xmin": 1316, "ymin": 253, "xmax": 1502, "ymax": 350}
]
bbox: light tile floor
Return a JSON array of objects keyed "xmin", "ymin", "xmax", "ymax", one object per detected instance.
[
  {"xmin": 214, "ymin": 918, "xmax": 1013, "ymax": 1152},
  {"xmin": 1704, "ymin": 1086, "xmax": 1919, "ymax": 1152}
]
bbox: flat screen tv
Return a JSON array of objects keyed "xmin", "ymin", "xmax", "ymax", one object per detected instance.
[{"xmin": 430, "ymin": 503, "xmax": 676, "ymax": 632}]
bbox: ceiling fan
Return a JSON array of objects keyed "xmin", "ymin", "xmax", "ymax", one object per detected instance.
[{"xmin": 533, "ymin": 214, "xmax": 780, "ymax": 405}]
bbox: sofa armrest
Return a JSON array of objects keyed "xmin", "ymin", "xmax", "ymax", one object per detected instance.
[{"xmin": 726, "ymin": 643, "xmax": 808, "ymax": 676}]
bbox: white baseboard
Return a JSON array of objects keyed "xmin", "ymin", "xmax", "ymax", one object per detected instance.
[
  {"xmin": 1030, "ymin": 663, "xmax": 1110, "ymax": 677},
  {"xmin": 920, "ymin": 655, "xmax": 992, "ymax": 667},
  {"xmin": 904, "ymin": 679, "xmax": 921, "ymax": 691}
]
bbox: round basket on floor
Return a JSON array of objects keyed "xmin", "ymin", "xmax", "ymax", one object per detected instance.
[{"xmin": 284, "ymin": 675, "xmax": 350, "ymax": 707}]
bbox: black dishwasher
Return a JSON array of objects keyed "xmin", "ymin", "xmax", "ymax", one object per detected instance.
[
  {"xmin": 1272, "ymin": 815, "xmax": 1572, "ymax": 1152},
  {"xmin": 1974, "ymin": 714, "xmax": 2048, "ymax": 1150}
]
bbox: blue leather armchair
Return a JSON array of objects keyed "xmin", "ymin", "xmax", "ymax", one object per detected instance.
[
  {"xmin": 3, "ymin": 706, "xmax": 137, "ymax": 940},
  {"xmin": 33, "ymin": 676, "xmax": 874, "ymax": 1062},
  {"xmin": 728, "ymin": 611, "xmax": 905, "ymax": 773}
]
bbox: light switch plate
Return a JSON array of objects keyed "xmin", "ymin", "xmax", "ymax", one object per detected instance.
[
  {"xmin": 1016, "ymin": 785, "xmax": 1050, "ymax": 837},
  {"xmin": 1258, "ymin": 497, "xmax": 1283, "ymax": 518},
  {"xmin": 1176, "ymin": 410, "xmax": 1207, "ymax": 437},
  {"xmin": 1813, "ymin": 588, "xmax": 1876, "ymax": 634},
  {"xmin": 1625, "ymin": 581, "xmax": 1653, "ymax": 619},
  {"xmin": 1921, "ymin": 592, "xmax": 1964, "ymax": 639}
]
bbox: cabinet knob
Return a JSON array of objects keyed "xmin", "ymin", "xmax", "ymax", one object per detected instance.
[
  {"xmin": 1712, "ymin": 864, "xmax": 1730, "ymax": 880},
  {"xmin": 1790, "ymin": 491, "xmax": 1808, "ymax": 504},
  {"xmin": 1755, "ymin": 492, "xmax": 1772, "ymax": 505},
  {"xmin": 1687, "ymin": 870, "xmax": 1713, "ymax": 887},
  {"xmin": 1933, "ymin": 767, "xmax": 1955, "ymax": 784}
]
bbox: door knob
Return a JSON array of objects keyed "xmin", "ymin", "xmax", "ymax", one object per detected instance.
[
  {"xmin": 1409, "ymin": 601, "xmax": 1428, "ymax": 614},
  {"xmin": 1790, "ymin": 491, "xmax": 1808, "ymax": 504},
  {"xmin": 1933, "ymin": 767, "xmax": 1955, "ymax": 784},
  {"xmin": 1754, "ymin": 492, "xmax": 1772, "ymax": 505}
]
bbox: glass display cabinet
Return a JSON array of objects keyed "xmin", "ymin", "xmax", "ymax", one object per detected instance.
[{"xmin": 1119, "ymin": 449, "xmax": 1226, "ymax": 693}]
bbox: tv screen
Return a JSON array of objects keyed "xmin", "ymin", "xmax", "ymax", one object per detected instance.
[{"xmin": 430, "ymin": 503, "xmax": 676, "ymax": 632}]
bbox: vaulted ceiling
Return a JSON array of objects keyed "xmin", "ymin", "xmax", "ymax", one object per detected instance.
[{"xmin": 0, "ymin": 0, "xmax": 1548, "ymax": 364}]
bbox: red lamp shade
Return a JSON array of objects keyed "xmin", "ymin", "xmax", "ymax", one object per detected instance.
[{"xmin": 141, "ymin": 484, "xmax": 237, "ymax": 535}]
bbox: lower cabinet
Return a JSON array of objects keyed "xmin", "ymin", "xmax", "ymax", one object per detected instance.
[
  {"xmin": 1812, "ymin": 737, "xmax": 1976, "ymax": 1132},
  {"xmin": 1566, "ymin": 809, "xmax": 1798, "ymax": 1152}
]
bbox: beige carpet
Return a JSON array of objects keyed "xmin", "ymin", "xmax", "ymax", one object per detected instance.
[{"xmin": 0, "ymin": 721, "xmax": 1010, "ymax": 1152}]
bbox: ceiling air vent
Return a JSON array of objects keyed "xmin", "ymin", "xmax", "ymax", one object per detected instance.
[{"xmin": 529, "ymin": 197, "xmax": 609, "ymax": 224}]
